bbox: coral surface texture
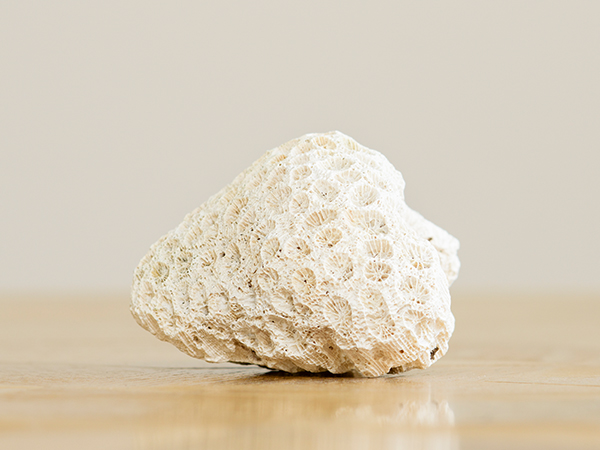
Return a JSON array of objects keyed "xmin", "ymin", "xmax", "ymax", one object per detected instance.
[{"xmin": 131, "ymin": 132, "xmax": 460, "ymax": 376}]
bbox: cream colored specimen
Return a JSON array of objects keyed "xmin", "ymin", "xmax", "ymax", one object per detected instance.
[{"xmin": 131, "ymin": 131, "xmax": 460, "ymax": 376}]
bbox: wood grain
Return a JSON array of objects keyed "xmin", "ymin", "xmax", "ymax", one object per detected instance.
[{"xmin": 1, "ymin": 292, "xmax": 599, "ymax": 449}]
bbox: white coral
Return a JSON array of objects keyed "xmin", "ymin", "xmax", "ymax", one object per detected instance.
[{"xmin": 131, "ymin": 131, "xmax": 460, "ymax": 377}]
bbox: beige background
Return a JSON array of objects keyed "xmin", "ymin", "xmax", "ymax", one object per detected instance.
[{"xmin": 1, "ymin": 1, "xmax": 598, "ymax": 295}]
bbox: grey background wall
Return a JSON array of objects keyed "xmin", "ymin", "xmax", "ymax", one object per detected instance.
[{"xmin": 1, "ymin": 1, "xmax": 599, "ymax": 294}]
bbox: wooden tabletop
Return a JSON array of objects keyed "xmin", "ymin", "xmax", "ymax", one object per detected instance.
[{"xmin": 1, "ymin": 292, "xmax": 599, "ymax": 450}]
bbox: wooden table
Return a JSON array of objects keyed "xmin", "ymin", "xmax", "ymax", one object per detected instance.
[{"xmin": 1, "ymin": 292, "xmax": 599, "ymax": 449}]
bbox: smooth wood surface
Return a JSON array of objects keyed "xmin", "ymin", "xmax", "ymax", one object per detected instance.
[{"xmin": 1, "ymin": 292, "xmax": 599, "ymax": 450}]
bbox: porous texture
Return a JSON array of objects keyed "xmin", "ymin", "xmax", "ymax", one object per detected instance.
[{"xmin": 131, "ymin": 131, "xmax": 460, "ymax": 377}]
